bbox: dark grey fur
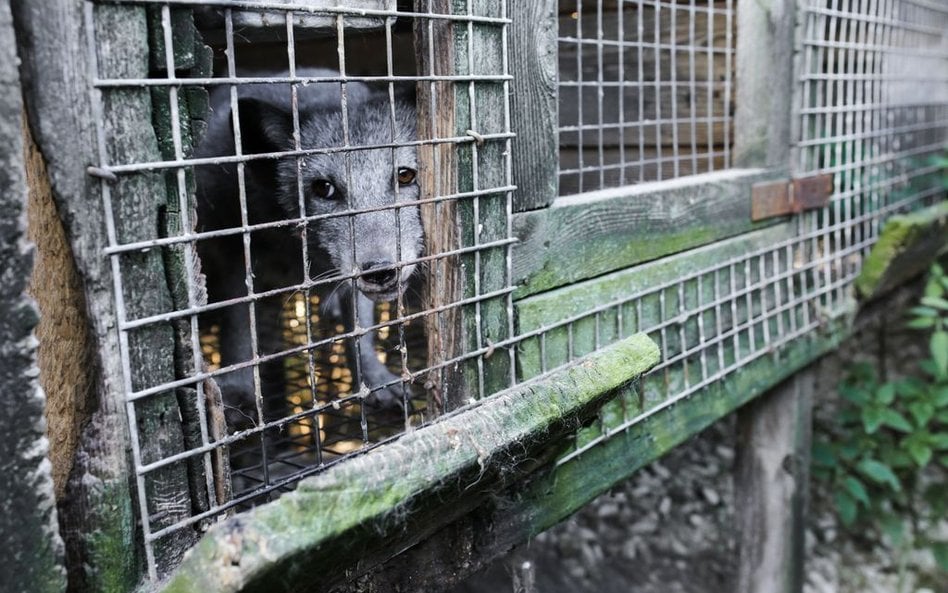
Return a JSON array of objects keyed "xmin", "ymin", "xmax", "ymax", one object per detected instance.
[{"xmin": 195, "ymin": 69, "xmax": 421, "ymax": 426}]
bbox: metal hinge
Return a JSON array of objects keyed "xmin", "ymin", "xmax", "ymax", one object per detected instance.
[{"xmin": 751, "ymin": 174, "xmax": 834, "ymax": 222}]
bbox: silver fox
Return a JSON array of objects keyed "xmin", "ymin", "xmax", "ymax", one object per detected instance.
[{"xmin": 195, "ymin": 70, "xmax": 422, "ymax": 428}]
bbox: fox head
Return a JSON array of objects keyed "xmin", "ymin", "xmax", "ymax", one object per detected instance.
[{"xmin": 237, "ymin": 83, "xmax": 423, "ymax": 302}]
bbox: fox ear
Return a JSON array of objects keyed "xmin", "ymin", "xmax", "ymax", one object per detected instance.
[{"xmin": 234, "ymin": 97, "xmax": 292, "ymax": 154}]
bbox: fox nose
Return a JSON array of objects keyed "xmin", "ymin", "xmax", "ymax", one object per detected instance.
[{"xmin": 360, "ymin": 261, "xmax": 398, "ymax": 290}]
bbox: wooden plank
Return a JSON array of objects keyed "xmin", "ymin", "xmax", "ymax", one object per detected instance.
[
  {"xmin": 509, "ymin": 0, "xmax": 558, "ymax": 211},
  {"xmin": 517, "ymin": 220, "xmax": 809, "ymax": 423},
  {"xmin": 158, "ymin": 334, "xmax": 661, "ymax": 593},
  {"xmin": 0, "ymin": 0, "xmax": 66, "ymax": 590},
  {"xmin": 148, "ymin": 7, "xmax": 218, "ymax": 520},
  {"xmin": 854, "ymin": 200, "xmax": 948, "ymax": 300},
  {"xmin": 463, "ymin": 0, "xmax": 512, "ymax": 397},
  {"xmin": 94, "ymin": 4, "xmax": 199, "ymax": 574},
  {"xmin": 192, "ymin": 0, "xmax": 396, "ymax": 35},
  {"xmin": 329, "ymin": 311, "xmax": 852, "ymax": 593},
  {"xmin": 733, "ymin": 0, "xmax": 794, "ymax": 167},
  {"xmin": 512, "ymin": 168, "xmax": 784, "ymax": 298},
  {"xmin": 415, "ymin": 0, "xmax": 465, "ymax": 413},
  {"xmin": 736, "ymin": 367, "xmax": 814, "ymax": 593},
  {"xmin": 11, "ymin": 0, "xmax": 142, "ymax": 589}
]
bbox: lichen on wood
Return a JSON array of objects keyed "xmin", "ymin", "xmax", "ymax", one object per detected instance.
[
  {"xmin": 855, "ymin": 200, "xmax": 948, "ymax": 301},
  {"xmin": 159, "ymin": 333, "xmax": 660, "ymax": 593}
]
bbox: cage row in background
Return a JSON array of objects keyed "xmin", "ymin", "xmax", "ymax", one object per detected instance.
[{"xmin": 558, "ymin": 0, "xmax": 735, "ymax": 195}]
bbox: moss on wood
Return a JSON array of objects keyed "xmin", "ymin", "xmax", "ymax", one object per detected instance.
[
  {"xmin": 855, "ymin": 200, "xmax": 948, "ymax": 300},
  {"xmin": 159, "ymin": 333, "xmax": 659, "ymax": 593}
]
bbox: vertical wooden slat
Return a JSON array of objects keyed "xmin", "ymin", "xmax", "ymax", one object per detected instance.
[
  {"xmin": 12, "ymin": 0, "xmax": 143, "ymax": 588},
  {"xmin": 0, "ymin": 0, "xmax": 67, "ymax": 590},
  {"xmin": 509, "ymin": 0, "xmax": 558, "ymax": 211},
  {"xmin": 93, "ymin": 3, "xmax": 198, "ymax": 574},
  {"xmin": 735, "ymin": 367, "xmax": 814, "ymax": 593},
  {"xmin": 414, "ymin": 0, "xmax": 465, "ymax": 412},
  {"xmin": 733, "ymin": 0, "xmax": 795, "ymax": 168}
]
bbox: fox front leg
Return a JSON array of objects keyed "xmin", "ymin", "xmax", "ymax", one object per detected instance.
[{"xmin": 348, "ymin": 291, "xmax": 407, "ymax": 412}]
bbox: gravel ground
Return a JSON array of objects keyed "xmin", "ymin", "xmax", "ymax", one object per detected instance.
[{"xmin": 452, "ymin": 280, "xmax": 947, "ymax": 593}]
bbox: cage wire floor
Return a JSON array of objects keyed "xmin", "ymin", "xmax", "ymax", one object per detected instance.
[{"xmin": 201, "ymin": 292, "xmax": 428, "ymax": 506}]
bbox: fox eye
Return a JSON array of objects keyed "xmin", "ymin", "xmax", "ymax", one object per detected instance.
[
  {"xmin": 397, "ymin": 167, "xmax": 417, "ymax": 186},
  {"xmin": 311, "ymin": 179, "xmax": 336, "ymax": 199}
]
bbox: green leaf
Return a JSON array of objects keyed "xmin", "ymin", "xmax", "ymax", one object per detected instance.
[
  {"xmin": 857, "ymin": 458, "xmax": 902, "ymax": 491},
  {"xmin": 812, "ymin": 442, "xmax": 836, "ymax": 467},
  {"xmin": 879, "ymin": 513, "xmax": 906, "ymax": 546},
  {"xmin": 908, "ymin": 402, "xmax": 934, "ymax": 427},
  {"xmin": 896, "ymin": 378, "xmax": 923, "ymax": 397},
  {"xmin": 881, "ymin": 409, "xmax": 914, "ymax": 432},
  {"xmin": 927, "ymin": 433, "xmax": 948, "ymax": 451},
  {"xmin": 932, "ymin": 541, "xmax": 948, "ymax": 572},
  {"xmin": 877, "ymin": 383, "xmax": 897, "ymax": 405},
  {"xmin": 932, "ymin": 385, "xmax": 948, "ymax": 406},
  {"xmin": 932, "ymin": 331, "xmax": 948, "ymax": 375},
  {"xmin": 886, "ymin": 449, "xmax": 914, "ymax": 469},
  {"xmin": 862, "ymin": 406, "xmax": 885, "ymax": 434},
  {"xmin": 838, "ymin": 442, "xmax": 861, "ymax": 462},
  {"xmin": 920, "ymin": 360, "xmax": 941, "ymax": 379},
  {"xmin": 907, "ymin": 317, "xmax": 936, "ymax": 329},
  {"xmin": 920, "ymin": 296, "xmax": 948, "ymax": 310},
  {"xmin": 911, "ymin": 306, "xmax": 940, "ymax": 318},
  {"xmin": 840, "ymin": 384, "xmax": 870, "ymax": 405},
  {"xmin": 835, "ymin": 490, "xmax": 858, "ymax": 526},
  {"xmin": 924, "ymin": 484, "xmax": 948, "ymax": 515},
  {"xmin": 906, "ymin": 441, "xmax": 932, "ymax": 467},
  {"xmin": 926, "ymin": 276, "xmax": 945, "ymax": 298},
  {"xmin": 922, "ymin": 296, "xmax": 948, "ymax": 311},
  {"xmin": 843, "ymin": 476, "xmax": 871, "ymax": 507}
]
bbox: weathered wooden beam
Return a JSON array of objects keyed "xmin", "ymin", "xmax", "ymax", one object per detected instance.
[
  {"xmin": 733, "ymin": 0, "xmax": 795, "ymax": 168},
  {"xmin": 735, "ymin": 367, "xmax": 814, "ymax": 593},
  {"xmin": 0, "ymin": 0, "xmax": 66, "ymax": 590},
  {"xmin": 158, "ymin": 333, "xmax": 660, "ymax": 593},
  {"xmin": 459, "ymin": 0, "xmax": 513, "ymax": 397},
  {"xmin": 854, "ymin": 200, "xmax": 948, "ymax": 301},
  {"xmin": 94, "ymin": 3, "xmax": 199, "ymax": 574},
  {"xmin": 515, "ymin": 221, "xmax": 797, "ymax": 380},
  {"xmin": 512, "ymin": 168, "xmax": 783, "ymax": 298},
  {"xmin": 415, "ymin": 0, "xmax": 464, "ymax": 413},
  {"xmin": 509, "ymin": 0, "xmax": 557, "ymax": 211},
  {"xmin": 192, "ymin": 0, "xmax": 396, "ymax": 35},
  {"xmin": 11, "ymin": 0, "xmax": 142, "ymax": 589},
  {"xmin": 335, "ymin": 312, "xmax": 851, "ymax": 593}
]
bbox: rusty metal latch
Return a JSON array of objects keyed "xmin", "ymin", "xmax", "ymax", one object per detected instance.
[{"xmin": 751, "ymin": 174, "xmax": 834, "ymax": 221}]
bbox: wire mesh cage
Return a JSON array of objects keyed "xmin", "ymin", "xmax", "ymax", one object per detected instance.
[
  {"xmin": 69, "ymin": 0, "xmax": 948, "ymax": 584},
  {"xmin": 84, "ymin": 0, "xmax": 515, "ymax": 576},
  {"xmin": 795, "ymin": 0, "xmax": 948, "ymax": 323},
  {"xmin": 524, "ymin": 0, "xmax": 948, "ymax": 466},
  {"xmin": 557, "ymin": 0, "xmax": 735, "ymax": 195}
]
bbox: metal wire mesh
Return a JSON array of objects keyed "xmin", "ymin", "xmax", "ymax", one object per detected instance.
[
  {"xmin": 82, "ymin": 0, "xmax": 947, "ymax": 580},
  {"xmin": 533, "ymin": 0, "xmax": 948, "ymax": 465},
  {"xmin": 85, "ymin": 0, "xmax": 514, "ymax": 577},
  {"xmin": 557, "ymin": 0, "xmax": 735, "ymax": 196}
]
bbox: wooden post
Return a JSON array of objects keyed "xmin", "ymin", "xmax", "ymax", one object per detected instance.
[
  {"xmin": 12, "ymin": 0, "xmax": 144, "ymax": 589},
  {"xmin": 0, "ymin": 0, "xmax": 67, "ymax": 590},
  {"xmin": 509, "ymin": 0, "xmax": 558, "ymax": 212},
  {"xmin": 414, "ymin": 0, "xmax": 464, "ymax": 414},
  {"xmin": 733, "ymin": 0, "xmax": 795, "ymax": 169},
  {"xmin": 735, "ymin": 367, "xmax": 814, "ymax": 593}
]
